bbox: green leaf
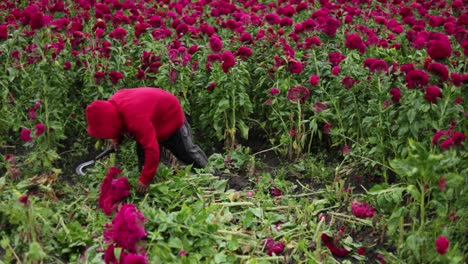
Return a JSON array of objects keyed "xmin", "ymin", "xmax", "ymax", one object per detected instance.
[
  {"xmin": 249, "ymin": 208, "xmax": 264, "ymax": 219},
  {"xmin": 238, "ymin": 120, "xmax": 249, "ymax": 139},
  {"xmin": 26, "ymin": 242, "xmax": 46, "ymax": 261},
  {"xmin": 406, "ymin": 185, "xmax": 420, "ymax": 201}
]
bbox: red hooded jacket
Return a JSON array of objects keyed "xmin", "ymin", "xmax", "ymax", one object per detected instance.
[{"xmin": 86, "ymin": 87, "xmax": 184, "ymax": 185}]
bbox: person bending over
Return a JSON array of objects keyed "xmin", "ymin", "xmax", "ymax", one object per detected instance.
[{"xmin": 86, "ymin": 87, "xmax": 208, "ymax": 194}]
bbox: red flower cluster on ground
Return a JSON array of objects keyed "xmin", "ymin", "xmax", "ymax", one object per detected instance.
[
  {"xmin": 263, "ymin": 237, "xmax": 285, "ymax": 256},
  {"xmin": 321, "ymin": 233, "xmax": 349, "ymax": 257},
  {"xmin": 98, "ymin": 167, "xmax": 131, "ymax": 215},
  {"xmin": 351, "ymin": 200, "xmax": 375, "ymax": 218},
  {"xmin": 103, "ymin": 204, "xmax": 148, "ymax": 264}
]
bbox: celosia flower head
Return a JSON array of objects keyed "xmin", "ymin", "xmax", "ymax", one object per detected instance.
[
  {"xmin": 287, "ymin": 86, "xmax": 310, "ymax": 104},
  {"xmin": 424, "ymin": 85, "xmax": 443, "ymax": 103},
  {"xmin": 20, "ymin": 128, "xmax": 32, "ymax": 142},
  {"xmin": 99, "ymin": 167, "xmax": 130, "ymax": 215},
  {"xmin": 351, "ymin": 200, "xmax": 375, "ymax": 218},
  {"xmin": 221, "ymin": 50, "xmax": 236, "ymax": 73},
  {"xmin": 321, "ymin": 233, "xmax": 349, "ymax": 257},
  {"xmin": 263, "ymin": 237, "xmax": 285, "ymax": 256},
  {"xmin": 104, "ymin": 204, "xmax": 147, "ymax": 253},
  {"xmin": 435, "ymin": 236, "xmax": 449, "ymax": 255},
  {"xmin": 405, "ymin": 69, "xmax": 429, "ymax": 89}
]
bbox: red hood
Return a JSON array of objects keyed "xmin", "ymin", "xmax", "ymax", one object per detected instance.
[{"xmin": 86, "ymin": 100, "xmax": 122, "ymax": 140}]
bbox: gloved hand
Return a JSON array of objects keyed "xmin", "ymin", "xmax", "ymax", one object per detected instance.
[{"xmin": 136, "ymin": 181, "xmax": 149, "ymax": 195}]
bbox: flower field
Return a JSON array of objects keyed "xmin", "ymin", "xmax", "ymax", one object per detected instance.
[{"xmin": 0, "ymin": 0, "xmax": 467, "ymax": 263}]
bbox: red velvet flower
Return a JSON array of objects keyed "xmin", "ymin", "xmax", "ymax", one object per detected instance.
[
  {"xmin": 424, "ymin": 85, "xmax": 443, "ymax": 103},
  {"xmin": 35, "ymin": 123, "xmax": 45, "ymax": 136},
  {"xmin": 98, "ymin": 167, "xmax": 130, "ymax": 215},
  {"xmin": 351, "ymin": 200, "xmax": 375, "ymax": 218},
  {"xmin": 435, "ymin": 236, "xmax": 449, "ymax": 255},
  {"xmin": 104, "ymin": 204, "xmax": 147, "ymax": 254},
  {"xmin": 0, "ymin": 24, "xmax": 8, "ymax": 39},
  {"xmin": 342, "ymin": 76, "xmax": 358, "ymax": 89},
  {"xmin": 405, "ymin": 69, "xmax": 429, "ymax": 89},
  {"xmin": 209, "ymin": 35, "xmax": 223, "ymax": 52},
  {"xmin": 263, "ymin": 237, "xmax": 285, "ymax": 256},
  {"xmin": 234, "ymin": 46, "xmax": 252, "ymax": 59},
  {"xmin": 20, "ymin": 128, "xmax": 32, "ymax": 142},
  {"xmin": 287, "ymin": 59, "xmax": 303, "ymax": 74},
  {"xmin": 321, "ymin": 233, "xmax": 349, "ymax": 257},
  {"xmin": 309, "ymin": 75, "xmax": 320, "ymax": 86},
  {"xmin": 390, "ymin": 88, "xmax": 401, "ymax": 103},
  {"xmin": 345, "ymin": 33, "xmax": 366, "ymax": 54},
  {"xmin": 427, "ymin": 62, "xmax": 449, "ymax": 82},
  {"xmin": 109, "ymin": 27, "xmax": 127, "ymax": 40},
  {"xmin": 426, "ymin": 39, "xmax": 452, "ymax": 60},
  {"xmin": 287, "ymin": 86, "xmax": 310, "ymax": 104},
  {"xmin": 221, "ymin": 50, "xmax": 236, "ymax": 73},
  {"xmin": 109, "ymin": 71, "xmax": 124, "ymax": 85}
]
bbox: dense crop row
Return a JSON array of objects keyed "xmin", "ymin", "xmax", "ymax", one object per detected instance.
[{"xmin": 0, "ymin": 0, "xmax": 467, "ymax": 263}]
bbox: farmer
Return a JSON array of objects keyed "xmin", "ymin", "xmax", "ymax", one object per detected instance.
[{"xmin": 85, "ymin": 87, "xmax": 208, "ymax": 194}]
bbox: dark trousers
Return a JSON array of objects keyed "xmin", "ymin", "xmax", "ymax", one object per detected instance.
[{"xmin": 136, "ymin": 119, "xmax": 208, "ymax": 171}]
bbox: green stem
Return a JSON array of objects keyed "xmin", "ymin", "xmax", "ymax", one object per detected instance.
[
  {"xmin": 376, "ymin": 77, "xmax": 387, "ymax": 182},
  {"xmin": 41, "ymin": 74, "xmax": 51, "ymax": 148},
  {"xmin": 419, "ymin": 182, "xmax": 425, "ymax": 231}
]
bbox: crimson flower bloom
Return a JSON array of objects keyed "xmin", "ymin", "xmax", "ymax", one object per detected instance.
[
  {"xmin": 440, "ymin": 138, "xmax": 454, "ymax": 149},
  {"xmin": 328, "ymin": 52, "xmax": 346, "ymax": 66},
  {"xmin": 109, "ymin": 71, "xmax": 124, "ymax": 85},
  {"xmin": 321, "ymin": 233, "xmax": 349, "ymax": 257},
  {"xmin": 435, "ymin": 236, "xmax": 449, "ymax": 255},
  {"xmin": 269, "ymin": 88, "xmax": 280, "ymax": 95},
  {"xmin": 438, "ymin": 178, "xmax": 446, "ymax": 190},
  {"xmin": 287, "ymin": 86, "xmax": 310, "ymax": 104},
  {"xmin": 345, "ymin": 33, "xmax": 366, "ymax": 54},
  {"xmin": 351, "ymin": 200, "xmax": 375, "ymax": 218},
  {"xmin": 342, "ymin": 144, "xmax": 351, "ymax": 155},
  {"xmin": 314, "ymin": 101, "xmax": 328, "ymax": 113},
  {"xmin": 426, "ymin": 39, "xmax": 452, "ymax": 60},
  {"xmin": 427, "ymin": 62, "xmax": 449, "ymax": 82},
  {"xmin": 322, "ymin": 123, "xmax": 331, "ymax": 134},
  {"xmin": 94, "ymin": 72, "xmax": 106, "ymax": 84},
  {"xmin": 30, "ymin": 12, "xmax": 44, "ymax": 30},
  {"xmin": 424, "ymin": 85, "xmax": 443, "ymax": 103},
  {"xmin": 109, "ymin": 27, "xmax": 127, "ymax": 40},
  {"xmin": 271, "ymin": 187, "xmax": 282, "ymax": 197},
  {"xmin": 390, "ymin": 88, "xmax": 401, "ymax": 103},
  {"xmin": 332, "ymin": 66, "xmax": 341, "ymax": 75},
  {"xmin": 209, "ymin": 35, "xmax": 223, "ymax": 52},
  {"xmin": 356, "ymin": 247, "xmax": 366, "ymax": 255},
  {"xmin": 234, "ymin": 46, "xmax": 252, "ymax": 59},
  {"xmin": 369, "ymin": 60, "xmax": 388, "ymax": 73},
  {"xmin": 98, "ymin": 167, "xmax": 130, "ymax": 215},
  {"xmin": 35, "ymin": 123, "xmax": 45, "ymax": 136},
  {"xmin": 207, "ymin": 82, "xmax": 217, "ymax": 91},
  {"xmin": 20, "ymin": 128, "xmax": 32, "ymax": 142},
  {"xmin": 405, "ymin": 69, "xmax": 429, "ymax": 89},
  {"xmin": 287, "ymin": 59, "xmax": 303, "ymax": 74},
  {"xmin": 178, "ymin": 250, "xmax": 188, "ymax": 256},
  {"xmin": 18, "ymin": 195, "xmax": 29, "ymax": 207},
  {"xmin": 342, "ymin": 76, "xmax": 358, "ymax": 89},
  {"xmin": 309, "ymin": 75, "xmax": 319, "ymax": 86},
  {"xmin": 104, "ymin": 204, "xmax": 147, "ymax": 254},
  {"xmin": 263, "ymin": 238, "xmax": 285, "ymax": 256},
  {"xmin": 221, "ymin": 50, "xmax": 236, "ymax": 73},
  {"xmin": 0, "ymin": 24, "xmax": 8, "ymax": 39}
]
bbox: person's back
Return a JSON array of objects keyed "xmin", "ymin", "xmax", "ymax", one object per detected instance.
[{"xmin": 109, "ymin": 87, "xmax": 184, "ymax": 142}]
